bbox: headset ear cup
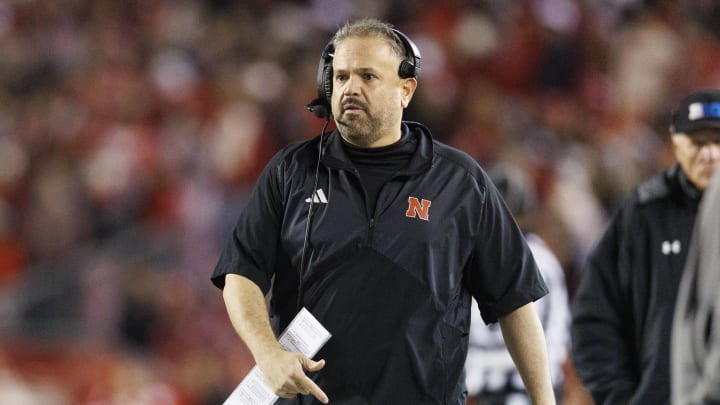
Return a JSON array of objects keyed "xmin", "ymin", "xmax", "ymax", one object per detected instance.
[
  {"xmin": 393, "ymin": 29, "xmax": 422, "ymax": 79},
  {"xmin": 322, "ymin": 65, "xmax": 333, "ymax": 107},
  {"xmin": 313, "ymin": 41, "xmax": 334, "ymax": 116},
  {"xmin": 398, "ymin": 60, "xmax": 414, "ymax": 79}
]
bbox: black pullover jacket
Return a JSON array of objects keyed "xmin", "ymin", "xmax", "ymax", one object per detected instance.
[{"xmin": 213, "ymin": 122, "xmax": 547, "ymax": 404}]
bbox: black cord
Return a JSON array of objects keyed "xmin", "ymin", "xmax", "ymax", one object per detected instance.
[{"xmin": 297, "ymin": 117, "xmax": 330, "ymax": 312}]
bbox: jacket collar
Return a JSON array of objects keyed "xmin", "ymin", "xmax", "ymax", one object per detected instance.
[
  {"xmin": 673, "ymin": 164, "xmax": 703, "ymax": 204},
  {"xmin": 320, "ymin": 121, "xmax": 434, "ymax": 176}
]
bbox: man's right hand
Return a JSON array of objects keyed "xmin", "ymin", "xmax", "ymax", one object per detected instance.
[
  {"xmin": 257, "ymin": 349, "xmax": 328, "ymax": 404},
  {"xmin": 222, "ymin": 275, "xmax": 329, "ymax": 403}
]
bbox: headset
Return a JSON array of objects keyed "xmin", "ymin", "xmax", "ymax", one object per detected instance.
[
  {"xmin": 298, "ymin": 28, "xmax": 422, "ymax": 311},
  {"xmin": 305, "ymin": 28, "xmax": 422, "ymax": 119}
]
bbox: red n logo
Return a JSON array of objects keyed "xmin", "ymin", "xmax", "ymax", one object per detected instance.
[{"xmin": 405, "ymin": 196, "xmax": 431, "ymax": 221}]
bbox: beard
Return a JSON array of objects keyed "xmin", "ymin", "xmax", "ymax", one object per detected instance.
[
  {"xmin": 335, "ymin": 99, "xmax": 394, "ymax": 147},
  {"xmin": 336, "ymin": 113, "xmax": 381, "ymax": 147}
]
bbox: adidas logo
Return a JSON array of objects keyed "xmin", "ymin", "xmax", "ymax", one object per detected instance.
[{"xmin": 305, "ymin": 188, "xmax": 328, "ymax": 204}]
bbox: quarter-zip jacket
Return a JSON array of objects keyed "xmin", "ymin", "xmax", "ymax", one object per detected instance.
[
  {"xmin": 571, "ymin": 165, "xmax": 702, "ymax": 405},
  {"xmin": 212, "ymin": 122, "xmax": 548, "ymax": 404}
]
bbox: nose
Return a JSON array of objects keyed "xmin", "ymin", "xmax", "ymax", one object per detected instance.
[{"xmin": 342, "ymin": 75, "xmax": 361, "ymax": 96}]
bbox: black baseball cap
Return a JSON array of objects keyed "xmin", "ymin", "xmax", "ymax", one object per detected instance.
[{"xmin": 670, "ymin": 89, "xmax": 720, "ymax": 134}]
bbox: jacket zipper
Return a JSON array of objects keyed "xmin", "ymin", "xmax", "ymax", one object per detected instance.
[
  {"xmin": 350, "ymin": 167, "xmax": 377, "ymax": 246},
  {"xmin": 367, "ymin": 217, "xmax": 375, "ymax": 245}
]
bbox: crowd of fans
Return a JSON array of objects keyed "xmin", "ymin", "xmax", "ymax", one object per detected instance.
[{"xmin": 0, "ymin": 0, "xmax": 719, "ymax": 404}]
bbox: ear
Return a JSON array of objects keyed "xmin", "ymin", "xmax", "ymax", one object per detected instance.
[
  {"xmin": 669, "ymin": 133, "xmax": 683, "ymax": 153},
  {"xmin": 400, "ymin": 78, "xmax": 418, "ymax": 109}
]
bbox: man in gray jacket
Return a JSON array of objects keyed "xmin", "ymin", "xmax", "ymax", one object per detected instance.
[{"xmin": 672, "ymin": 169, "xmax": 720, "ymax": 405}]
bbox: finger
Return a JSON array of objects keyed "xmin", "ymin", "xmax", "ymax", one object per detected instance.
[
  {"xmin": 302, "ymin": 358, "xmax": 326, "ymax": 372},
  {"xmin": 301, "ymin": 377, "xmax": 329, "ymax": 404}
]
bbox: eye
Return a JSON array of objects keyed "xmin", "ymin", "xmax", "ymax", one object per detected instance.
[
  {"xmin": 363, "ymin": 73, "xmax": 376, "ymax": 81},
  {"xmin": 335, "ymin": 74, "xmax": 348, "ymax": 82},
  {"xmin": 692, "ymin": 139, "xmax": 711, "ymax": 148}
]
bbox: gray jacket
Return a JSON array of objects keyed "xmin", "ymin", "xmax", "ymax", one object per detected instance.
[{"xmin": 672, "ymin": 170, "xmax": 720, "ymax": 405}]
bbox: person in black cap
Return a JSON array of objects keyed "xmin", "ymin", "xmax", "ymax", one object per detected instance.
[{"xmin": 571, "ymin": 89, "xmax": 720, "ymax": 405}]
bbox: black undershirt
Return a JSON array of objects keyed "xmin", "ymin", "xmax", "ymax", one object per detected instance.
[{"xmin": 342, "ymin": 128, "xmax": 416, "ymax": 216}]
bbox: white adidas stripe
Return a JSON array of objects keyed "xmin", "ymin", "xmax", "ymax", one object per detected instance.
[{"xmin": 304, "ymin": 188, "xmax": 328, "ymax": 203}]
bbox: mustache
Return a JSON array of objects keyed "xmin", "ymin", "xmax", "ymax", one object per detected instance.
[{"xmin": 341, "ymin": 98, "xmax": 367, "ymax": 112}]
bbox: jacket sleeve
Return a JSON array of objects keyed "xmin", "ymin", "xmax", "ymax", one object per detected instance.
[
  {"xmin": 464, "ymin": 170, "xmax": 548, "ymax": 324},
  {"xmin": 571, "ymin": 205, "xmax": 639, "ymax": 405},
  {"xmin": 210, "ymin": 151, "xmax": 286, "ymax": 293}
]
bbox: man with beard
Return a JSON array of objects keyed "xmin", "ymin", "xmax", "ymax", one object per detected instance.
[{"xmin": 212, "ymin": 18, "xmax": 555, "ymax": 405}]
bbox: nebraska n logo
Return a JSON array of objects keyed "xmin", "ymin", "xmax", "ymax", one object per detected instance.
[{"xmin": 405, "ymin": 196, "xmax": 431, "ymax": 221}]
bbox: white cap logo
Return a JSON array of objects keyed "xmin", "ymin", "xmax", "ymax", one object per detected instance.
[{"xmin": 688, "ymin": 102, "xmax": 703, "ymax": 120}]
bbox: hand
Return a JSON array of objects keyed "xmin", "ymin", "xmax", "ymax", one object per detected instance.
[{"xmin": 257, "ymin": 349, "xmax": 328, "ymax": 403}]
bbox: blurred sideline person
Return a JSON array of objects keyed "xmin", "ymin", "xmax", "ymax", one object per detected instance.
[
  {"xmin": 211, "ymin": 18, "xmax": 556, "ymax": 404},
  {"xmin": 672, "ymin": 168, "xmax": 720, "ymax": 405},
  {"xmin": 466, "ymin": 163, "xmax": 569, "ymax": 405},
  {"xmin": 571, "ymin": 89, "xmax": 720, "ymax": 404}
]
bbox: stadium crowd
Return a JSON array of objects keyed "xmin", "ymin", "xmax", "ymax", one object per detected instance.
[{"xmin": 0, "ymin": 0, "xmax": 718, "ymax": 404}]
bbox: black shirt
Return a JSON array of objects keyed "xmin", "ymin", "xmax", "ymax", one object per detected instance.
[{"xmin": 342, "ymin": 127, "xmax": 415, "ymax": 216}]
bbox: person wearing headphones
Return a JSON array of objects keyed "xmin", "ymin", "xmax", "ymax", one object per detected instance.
[{"xmin": 212, "ymin": 18, "xmax": 555, "ymax": 404}]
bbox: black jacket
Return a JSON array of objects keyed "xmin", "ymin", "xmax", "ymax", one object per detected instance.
[
  {"xmin": 571, "ymin": 165, "xmax": 702, "ymax": 405},
  {"xmin": 213, "ymin": 122, "xmax": 547, "ymax": 404}
]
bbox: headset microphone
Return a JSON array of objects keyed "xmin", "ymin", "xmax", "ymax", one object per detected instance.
[{"xmin": 305, "ymin": 98, "xmax": 330, "ymax": 119}]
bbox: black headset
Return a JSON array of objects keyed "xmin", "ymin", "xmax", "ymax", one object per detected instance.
[{"xmin": 305, "ymin": 28, "xmax": 422, "ymax": 119}]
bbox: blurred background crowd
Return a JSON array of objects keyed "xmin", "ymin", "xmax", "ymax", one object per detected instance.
[{"xmin": 0, "ymin": 0, "xmax": 719, "ymax": 404}]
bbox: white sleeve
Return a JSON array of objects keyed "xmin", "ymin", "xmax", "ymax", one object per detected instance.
[{"xmin": 526, "ymin": 233, "xmax": 570, "ymax": 387}]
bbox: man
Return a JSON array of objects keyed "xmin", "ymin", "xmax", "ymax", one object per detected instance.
[
  {"xmin": 571, "ymin": 89, "xmax": 720, "ymax": 404},
  {"xmin": 672, "ymin": 168, "xmax": 720, "ymax": 405},
  {"xmin": 466, "ymin": 163, "xmax": 570, "ymax": 405},
  {"xmin": 212, "ymin": 18, "xmax": 555, "ymax": 404}
]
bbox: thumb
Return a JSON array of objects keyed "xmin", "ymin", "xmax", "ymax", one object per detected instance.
[{"xmin": 301, "ymin": 357, "xmax": 326, "ymax": 372}]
